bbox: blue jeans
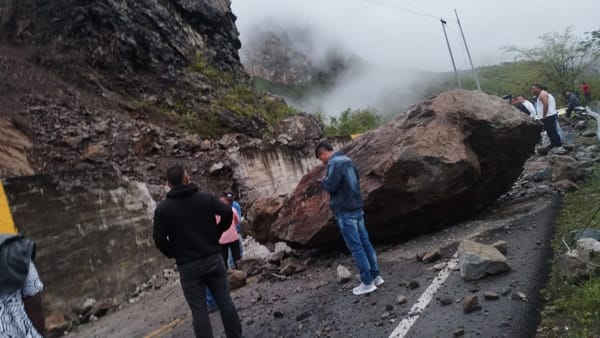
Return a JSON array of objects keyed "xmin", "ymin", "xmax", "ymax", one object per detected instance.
[
  {"xmin": 178, "ymin": 253, "xmax": 241, "ymax": 338},
  {"xmin": 335, "ymin": 209, "xmax": 380, "ymax": 285},
  {"xmin": 206, "ymin": 287, "xmax": 216, "ymax": 306},
  {"xmin": 542, "ymin": 114, "xmax": 562, "ymax": 147}
]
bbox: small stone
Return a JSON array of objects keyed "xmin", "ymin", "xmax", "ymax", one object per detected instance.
[
  {"xmin": 273, "ymin": 311, "xmax": 284, "ymax": 318},
  {"xmin": 386, "ymin": 304, "xmax": 394, "ymax": 311},
  {"xmin": 422, "ymin": 248, "xmax": 441, "ymax": 263},
  {"xmin": 492, "ymin": 241, "xmax": 508, "ymax": 255},
  {"xmin": 296, "ymin": 312, "xmax": 311, "ymax": 321},
  {"xmin": 382, "ymin": 311, "xmax": 390, "ymax": 319},
  {"xmin": 246, "ymin": 319, "xmax": 254, "ymax": 325},
  {"xmin": 510, "ymin": 292, "xmax": 527, "ymax": 301},
  {"xmin": 463, "ymin": 295, "xmax": 480, "ymax": 313},
  {"xmin": 453, "ymin": 328, "xmax": 465, "ymax": 337},
  {"xmin": 395, "ymin": 295, "xmax": 407, "ymax": 305},
  {"xmin": 432, "ymin": 262, "xmax": 447, "ymax": 271},
  {"xmin": 440, "ymin": 297, "xmax": 453, "ymax": 305},
  {"xmin": 336, "ymin": 265, "xmax": 352, "ymax": 283},
  {"xmin": 500, "ymin": 286, "xmax": 511, "ymax": 296},
  {"xmin": 483, "ymin": 291, "xmax": 499, "ymax": 300},
  {"xmin": 408, "ymin": 281, "xmax": 420, "ymax": 289}
]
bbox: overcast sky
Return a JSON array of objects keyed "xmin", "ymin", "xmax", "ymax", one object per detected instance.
[{"xmin": 231, "ymin": 0, "xmax": 599, "ymax": 114}]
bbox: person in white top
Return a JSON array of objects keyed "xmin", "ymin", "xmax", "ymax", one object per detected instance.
[
  {"xmin": 511, "ymin": 96, "xmax": 538, "ymax": 119},
  {"xmin": 532, "ymin": 84, "xmax": 562, "ymax": 149}
]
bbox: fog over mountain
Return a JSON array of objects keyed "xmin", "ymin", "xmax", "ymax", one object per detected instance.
[{"xmin": 232, "ymin": 0, "xmax": 599, "ymax": 115}]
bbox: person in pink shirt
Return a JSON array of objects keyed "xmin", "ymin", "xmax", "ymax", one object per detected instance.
[{"xmin": 217, "ymin": 196, "xmax": 241, "ymax": 269}]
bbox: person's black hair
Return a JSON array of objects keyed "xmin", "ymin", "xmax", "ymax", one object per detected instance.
[
  {"xmin": 166, "ymin": 165, "xmax": 185, "ymax": 186},
  {"xmin": 315, "ymin": 142, "xmax": 333, "ymax": 158}
]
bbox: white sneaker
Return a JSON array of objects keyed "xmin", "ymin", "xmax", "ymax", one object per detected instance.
[
  {"xmin": 373, "ymin": 275, "xmax": 385, "ymax": 286},
  {"xmin": 352, "ymin": 282, "xmax": 377, "ymax": 295}
]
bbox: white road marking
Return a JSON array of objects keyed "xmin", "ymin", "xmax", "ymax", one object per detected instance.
[{"xmin": 389, "ymin": 254, "xmax": 459, "ymax": 338}]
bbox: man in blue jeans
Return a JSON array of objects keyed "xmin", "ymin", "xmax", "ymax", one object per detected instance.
[
  {"xmin": 153, "ymin": 165, "xmax": 242, "ymax": 338},
  {"xmin": 316, "ymin": 142, "xmax": 384, "ymax": 295}
]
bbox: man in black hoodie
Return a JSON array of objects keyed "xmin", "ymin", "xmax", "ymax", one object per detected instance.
[{"xmin": 153, "ymin": 165, "xmax": 241, "ymax": 338}]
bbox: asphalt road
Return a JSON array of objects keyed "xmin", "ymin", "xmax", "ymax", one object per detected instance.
[{"xmin": 67, "ymin": 194, "xmax": 560, "ymax": 338}]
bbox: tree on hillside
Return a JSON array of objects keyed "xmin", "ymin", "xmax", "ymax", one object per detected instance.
[
  {"xmin": 504, "ymin": 27, "xmax": 600, "ymax": 97},
  {"xmin": 322, "ymin": 108, "xmax": 383, "ymax": 137}
]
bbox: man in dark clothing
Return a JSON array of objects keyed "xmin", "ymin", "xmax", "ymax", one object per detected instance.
[
  {"xmin": 565, "ymin": 90, "xmax": 581, "ymax": 118},
  {"xmin": 153, "ymin": 165, "xmax": 242, "ymax": 338}
]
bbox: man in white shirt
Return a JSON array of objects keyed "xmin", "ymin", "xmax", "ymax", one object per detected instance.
[{"xmin": 532, "ymin": 84, "xmax": 562, "ymax": 150}]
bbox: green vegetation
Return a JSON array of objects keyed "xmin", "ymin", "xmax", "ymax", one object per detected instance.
[
  {"xmin": 252, "ymin": 75, "xmax": 331, "ymax": 103},
  {"xmin": 319, "ymin": 107, "xmax": 384, "ymax": 137},
  {"xmin": 426, "ymin": 61, "xmax": 600, "ymax": 106},
  {"xmin": 425, "ymin": 27, "xmax": 600, "ymax": 105},
  {"xmin": 167, "ymin": 52, "xmax": 296, "ymax": 138},
  {"xmin": 538, "ymin": 165, "xmax": 600, "ymax": 337},
  {"xmin": 504, "ymin": 27, "xmax": 600, "ymax": 98}
]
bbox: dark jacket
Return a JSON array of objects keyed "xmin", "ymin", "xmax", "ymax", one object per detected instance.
[
  {"xmin": 566, "ymin": 93, "xmax": 580, "ymax": 113},
  {"xmin": 0, "ymin": 234, "xmax": 35, "ymax": 296},
  {"xmin": 321, "ymin": 151, "xmax": 364, "ymax": 213},
  {"xmin": 153, "ymin": 184, "xmax": 233, "ymax": 265}
]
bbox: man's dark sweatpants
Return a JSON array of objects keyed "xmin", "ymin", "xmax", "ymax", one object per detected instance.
[
  {"xmin": 542, "ymin": 114, "xmax": 562, "ymax": 148},
  {"xmin": 178, "ymin": 253, "xmax": 241, "ymax": 338}
]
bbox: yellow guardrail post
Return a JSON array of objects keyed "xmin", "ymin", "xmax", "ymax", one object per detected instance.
[{"xmin": 0, "ymin": 181, "xmax": 17, "ymax": 234}]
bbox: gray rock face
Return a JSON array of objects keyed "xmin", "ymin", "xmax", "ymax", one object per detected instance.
[{"xmin": 270, "ymin": 90, "xmax": 542, "ymax": 246}]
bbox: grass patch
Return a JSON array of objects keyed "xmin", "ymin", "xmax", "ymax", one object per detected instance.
[
  {"xmin": 538, "ymin": 164, "xmax": 600, "ymax": 337},
  {"xmin": 159, "ymin": 52, "xmax": 297, "ymax": 138}
]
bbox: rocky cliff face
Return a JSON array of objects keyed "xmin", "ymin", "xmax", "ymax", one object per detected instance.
[
  {"xmin": 241, "ymin": 28, "xmax": 357, "ymax": 86},
  {"xmin": 0, "ymin": 0, "xmax": 242, "ymax": 92},
  {"xmin": 0, "ymin": 0, "xmax": 298, "ymax": 140}
]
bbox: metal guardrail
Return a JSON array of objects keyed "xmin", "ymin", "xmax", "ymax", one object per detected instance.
[{"xmin": 584, "ymin": 105, "xmax": 600, "ymax": 142}]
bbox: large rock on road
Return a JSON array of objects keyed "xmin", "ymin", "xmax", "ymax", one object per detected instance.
[{"xmin": 270, "ymin": 90, "xmax": 542, "ymax": 247}]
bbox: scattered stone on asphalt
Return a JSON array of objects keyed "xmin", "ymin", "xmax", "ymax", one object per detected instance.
[
  {"xmin": 483, "ymin": 291, "xmax": 500, "ymax": 300},
  {"xmin": 422, "ymin": 247, "xmax": 441, "ymax": 263},
  {"xmin": 273, "ymin": 310, "xmax": 284, "ymax": 318},
  {"xmin": 453, "ymin": 327, "xmax": 465, "ymax": 337},
  {"xmin": 458, "ymin": 239, "xmax": 510, "ymax": 280},
  {"xmin": 439, "ymin": 297, "xmax": 453, "ymax": 306},
  {"xmin": 408, "ymin": 281, "xmax": 420, "ymax": 289},
  {"xmin": 491, "ymin": 240, "xmax": 508, "ymax": 255},
  {"xmin": 430, "ymin": 262, "xmax": 447, "ymax": 271},
  {"xmin": 395, "ymin": 295, "xmax": 407, "ymax": 305},
  {"xmin": 463, "ymin": 294, "xmax": 480, "ymax": 313},
  {"xmin": 510, "ymin": 292, "xmax": 527, "ymax": 301},
  {"xmin": 336, "ymin": 264, "xmax": 352, "ymax": 283}
]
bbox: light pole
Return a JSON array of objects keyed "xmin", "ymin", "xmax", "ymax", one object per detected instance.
[
  {"xmin": 441, "ymin": 18, "xmax": 461, "ymax": 88},
  {"xmin": 455, "ymin": 9, "xmax": 481, "ymax": 91}
]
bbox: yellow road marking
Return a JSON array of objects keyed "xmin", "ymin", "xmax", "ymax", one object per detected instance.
[
  {"xmin": 143, "ymin": 315, "xmax": 189, "ymax": 338},
  {"xmin": 0, "ymin": 181, "xmax": 17, "ymax": 234}
]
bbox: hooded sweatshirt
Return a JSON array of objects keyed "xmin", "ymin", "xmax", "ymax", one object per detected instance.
[
  {"xmin": 0, "ymin": 234, "xmax": 35, "ymax": 296},
  {"xmin": 153, "ymin": 184, "xmax": 233, "ymax": 265}
]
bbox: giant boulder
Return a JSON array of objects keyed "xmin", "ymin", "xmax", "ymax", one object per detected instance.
[{"xmin": 270, "ymin": 90, "xmax": 543, "ymax": 247}]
